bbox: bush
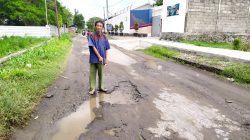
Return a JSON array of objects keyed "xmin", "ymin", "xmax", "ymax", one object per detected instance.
[
  {"xmin": 232, "ymin": 38, "xmax": 241, "ymax": 50},
  {"xmin": 241, "ymin": 43, "xmax": 250, "ymax": 52},
  {"xmin": 143, "ymin": 45, "xmax": 179, "ymax": 59},
  {"xmin": 0, "ymin": 34, "xmax": 72, "ymax": 138},
  {"xmin": 0, "ymin": 36, "xmax": 46, "ymax": 58},
  {"xmin": 223, "ymin": 65, "xmax": 250, "ymax": 84}
]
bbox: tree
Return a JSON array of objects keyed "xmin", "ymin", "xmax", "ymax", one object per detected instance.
[
  {"xmin": 119, "ymin": 21, "xmax": 124, "ymax": 33},
  {"xmin": 111, "ymin": 24, "xmax": 114, "ymax": 32},
  {"xmin": 154, "ymin": 0, "xmax": 163, "ymax": 6},
  {"xmin": 134, "ymin": 21, "xmax": 139, "ymax": 32},
  {"xmin": 115, "ymin": 25, "xmax": 119, "ymax": 33},
  {"xmin": 86, "ymin": 17, "xmax": 102, "ymax": 32},
  {"xmin": 0, "ymin": 0, "xmax": 72, "ymax": 26},
  {"xmin": 73, "ymin": 10, "xmax": 85, "ymax": 29}
]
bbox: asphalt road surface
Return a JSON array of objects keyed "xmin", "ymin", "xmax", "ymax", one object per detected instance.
[{"xmin": 11, "ymin": 36, "xmax": 250, "ymax": 140}]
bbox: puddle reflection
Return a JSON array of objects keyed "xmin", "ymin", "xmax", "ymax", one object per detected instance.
[
  {"xmin": 51, "ymin": 90, "xmax": 132, "ymax": 140},
  {"xmin": 51, "ymin": 94, "xmax": 104, "ymax": 140}
]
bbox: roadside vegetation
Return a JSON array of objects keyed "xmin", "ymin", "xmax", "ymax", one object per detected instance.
[
  {"xmin": 178, "ymin": 38, "xmax": 250, "ymax": 52},
  {"xmin": 0, "ymin": 34, "xmax": 72, "ymax": 139},
  {"xmin": 143, "ymin": 45, "xmax": 250, "ymax": 84},
  {"xmin": 143, "ymin": 45, "xmax": 179, "ymax": 59},
  {"xmin": 0, "ymin": 36, "xmax": 47, "ymax": 58}
]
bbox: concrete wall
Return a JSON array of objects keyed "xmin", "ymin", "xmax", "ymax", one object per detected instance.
[
  {"xmin": 0, "ymin": 26, "xmax": 51, "ymax": 37},
  {"xmin": 153, "ymin": 5, "xmax": 163, "ymax": 17},
  {"xmin": 130, "ymin": 26, "xmax": 152, "ymax": 34},
  {"xmin": 108, "ymin": 10, "xmax": 130, "ymax": 33},
  {"xmin": 50, "ymin": 25, "xmax": 69, "ymax": 36},
  {"xmin": 162, "ymin": 0, "xmax": 187, "ymax": 33},
  {"xmin": 0, "ymin": 25, "xmax": 68, "ymax": 37},
  {"xmin": 186, "ymin": 0, "xmax": 250, "ymax": 34}
]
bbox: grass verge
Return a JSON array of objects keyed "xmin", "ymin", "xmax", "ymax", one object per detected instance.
[
  {"xmin": 178, "ymin": 40, "xmax": 233, "ymax": 50},
  {"xmin": 143, "ymin": 45, "xmax": 179, "ymax": 59},
  {"xmin": 178, "ymin": 39, "xmax": 250, "ymax": 52},
  {"xmin": 223, "ymin": 65, "xmax": 250, "ymax": 84},
  {"xmin": 0, "ymin": 36, "xmax": 47, "ymax": 58},
  {"xmin": 143, "ymin": 45, "xmax": 250, "ymax": 85},
  {"xmin": 0, "ymin": 34, "xmax": 72, "ymax": 139}
]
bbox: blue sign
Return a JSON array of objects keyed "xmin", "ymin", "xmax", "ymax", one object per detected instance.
[{"xmin": 130, "ymin": 9, "xmax": 152, "ymax": 29}]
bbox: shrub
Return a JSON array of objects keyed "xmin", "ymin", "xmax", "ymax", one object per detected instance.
[
  {"xmin": 232, "ymin": 38, "xmax": 241, "ymax": 50},
  {"xmin": 223, "ymin": 65, "xmax": 250, "ymax": 84},
  {"xmin": 241, "ymin": 42, "xmax": 250, "ymax": 52}
]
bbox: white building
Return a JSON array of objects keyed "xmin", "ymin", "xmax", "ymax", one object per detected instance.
[{"xmin": 106, "ymin": 2, "xmax": 163, "ymax": 36}]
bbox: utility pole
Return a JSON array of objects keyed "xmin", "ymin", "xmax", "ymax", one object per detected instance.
[
  {"xmin": 54, "ymin": 0, "xmax": 60, "ymax": 37},
  {"xmin": 103, "ymin": 7, "xmax": 106, "ymax": 32},
  {"xmin": 106, "ymin": 0, "xmax": 109, "ymax": 33},
  {"xmin": 45, "ymin": 0, "xmax": 48, "ymax": 25}
]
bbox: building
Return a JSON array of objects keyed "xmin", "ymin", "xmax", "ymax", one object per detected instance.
[
  {"xmin": 161, "ymin": 0, "xmax": 250, "ymax": 34},
  {"xmin": 107, "ymin": 2, "xmax": 156, "ymax": 36}
]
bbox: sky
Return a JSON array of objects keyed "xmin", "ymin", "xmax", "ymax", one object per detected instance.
[{"xmin": 58, "ymin": 0, "xmax": 155, "ymax": 21}]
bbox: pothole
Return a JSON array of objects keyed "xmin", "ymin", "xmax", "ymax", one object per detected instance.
[{"xmin": 50, "ymin": 80, "xmax": 143, "ymax": 140}]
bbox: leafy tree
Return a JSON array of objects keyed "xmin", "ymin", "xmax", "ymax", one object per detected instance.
[
  {"xmin": 0, "ymin": 0, "xmax": 72, "ymax": 26},
  {"xmin": 73, "ymin": 10, "xmax": 85, "ymax": 29},
  {"xmin": 86, "ymin": 17, "xmax": 102, "ymax": 32},
  {"xmin": 119, "ymin": 21, "xmax": 124, "ymax": 33},
  {"xmin": 114, "ymin": 24, "xmax": 119, "ymax": 33},
  {"xmin": 154, "ymin": 0, "xmax": 163, "ymax": 6},
  {"xmin": 111, "ymin": 24, "xmax": 114, "ymax": 32}
]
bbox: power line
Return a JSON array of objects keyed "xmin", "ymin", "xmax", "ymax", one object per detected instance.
[{"xmin": 109, "ymin": 0, "xmax": 124, "ymax": 7}]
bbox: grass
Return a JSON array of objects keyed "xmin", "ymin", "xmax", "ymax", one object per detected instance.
[
  {"xmin": 143, "ymin": 45, "xmax": 250, "ymax": 85},
  {"xmin": 178, "ymin": 39, "xmax": 250, "ymax": 52},
  {"xmin": 143, "ymin": 45, "xmax": 179, "ymax": 59},
  {"xmin": 178, "ymin": 40, "xmax": 233, "ymax": 50},
  {"xmin": 0, "ymin": 36, "xmax": 47, "ymax": 58},
  {"xmin": 223, "ymin": 65, "xmax": 250, "ymax": 84},
  {"xmin": 0, "ymin": 34, "xmax": 72, "ymax": 139}
]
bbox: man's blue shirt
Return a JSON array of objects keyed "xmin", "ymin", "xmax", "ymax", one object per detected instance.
[{"xmin": 88, "ymin": 32, "xmax": 110, "ymax": 64}]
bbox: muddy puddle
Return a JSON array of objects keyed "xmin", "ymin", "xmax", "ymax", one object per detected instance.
[{"xmin": 50, "ymin": 81, "xmax": 141, "ymax": 140}]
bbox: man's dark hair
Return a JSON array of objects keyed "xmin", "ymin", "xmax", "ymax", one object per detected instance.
[{"xmin": 95, "ymin": 20, "xmax": 104, "ymax": 27}]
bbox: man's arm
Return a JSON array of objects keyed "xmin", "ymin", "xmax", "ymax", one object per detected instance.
[
  {"xmin": 105, "ymin": 50, "xmax": 108, "ymax": 65},
  {"xmin": 92, "ymin": 46, "xmax": 103, "ymax": 63}
]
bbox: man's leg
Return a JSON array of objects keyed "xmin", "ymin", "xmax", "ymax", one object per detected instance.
[
  {"xmin": 89, "ymin": 64, "xmax": 97, "ymax": 93},
  {"xmin": 97, "ymin": 64, "xmax": 105, "ymax": 90}
]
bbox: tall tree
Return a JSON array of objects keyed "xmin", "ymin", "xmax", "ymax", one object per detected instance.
[
  {"xmin": 154, "ymin": 0, "xmax": 163, "ymax": 6},
  {"xmin": 0, "ymin": 0, "xmax": 72, "ymax": 26},
  {"xmin": 73, "ymin": 10, "xmax": 85, "ymax": 29},
  {"xmin": 86, "ymin": 17, "xmax": 102, "ymax": 32}
]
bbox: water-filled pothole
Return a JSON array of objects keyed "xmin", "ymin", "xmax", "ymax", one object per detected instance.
[{"xmin": 50, "ymin": 81, "xmax": 142, "ymax": 140}]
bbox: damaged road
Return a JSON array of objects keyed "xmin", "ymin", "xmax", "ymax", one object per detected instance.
[{"xmin": 11, "ymin": 36, "xmax": 250, "ymax": 140}]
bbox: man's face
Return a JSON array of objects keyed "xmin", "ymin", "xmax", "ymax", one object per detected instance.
[{"xmin": 96, "ymin": 22, "xmax": 103, "ymax": 32}]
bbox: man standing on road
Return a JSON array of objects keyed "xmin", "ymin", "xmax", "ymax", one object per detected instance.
[{"xmin": 87, "ymin": 20, "xmax": 110, "ymax": 95}]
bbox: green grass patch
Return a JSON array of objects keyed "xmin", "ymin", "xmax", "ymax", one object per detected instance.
[
  {"xmin": 178, "ymin": 40, "xmax": 233, "ymax": 50},
  {"xmin": 143, "ymin": 45, "xmax": 179, "ymax": 59},
  {"xmin": 0, "ymin": 34, "xmax": 72, "ymax": 138},
  {"xmin": 143, "ymin": 45, "xmax": 250, "ymax": 85},
  {"xmin": 223, "ymin": 65, "xmax": 250, "ymax": 84},
  {"xmin": 0, "ymin": 36, "xmax": 47, "ymax": 58}
]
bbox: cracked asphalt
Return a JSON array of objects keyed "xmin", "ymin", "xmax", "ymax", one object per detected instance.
[{"xmin": 11, "ymin": 36, "xmax": 250, "ymax": 140}]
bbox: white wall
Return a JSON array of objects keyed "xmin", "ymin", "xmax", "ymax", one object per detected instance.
[
  {"xmin": 153, "ymin": 5, "xmax": 163, "ymax": 17},
  {"xmin": 107, "ymin": 10, "xmax": 130, "ymax": 33},
  {"xmin": 161, "ymin": 0, "xmax": 187, "ymax": 33},
  {"xmin": 0, "ymin": 26, "xmax": 51, "ymax": 37}
]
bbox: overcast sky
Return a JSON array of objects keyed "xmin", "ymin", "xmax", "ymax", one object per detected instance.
[{"xmin": 58, "ymin": 0, "xmax": 155, "ymax": 21}]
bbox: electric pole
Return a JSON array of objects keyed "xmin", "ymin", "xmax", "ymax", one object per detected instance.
[
  {"xmin": 106, "ymin": 0, "xmax": 109, "ymax": 33},
  {"xmin": 103, "ymin": 7, "xmax": 106, "ymax": 32},
  {"xmin": 54, "ymin": 0, "xmax": 60, "ymax": 37},
  {"xmin": 45, "ymin": 0, "xmax": 48, "ymax": 25}
]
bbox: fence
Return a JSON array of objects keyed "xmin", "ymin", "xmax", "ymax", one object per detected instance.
[{"xmin": 0, "ymin": 25, "xmax": 68, "ymax": 37}]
